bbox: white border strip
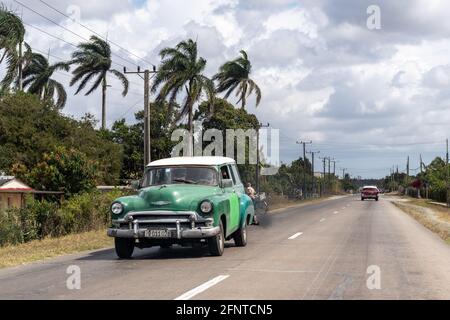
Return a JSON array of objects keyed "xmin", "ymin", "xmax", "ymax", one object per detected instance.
[{"xmin": 174, "ymin": 275, "xmax": 230, "ymax": 300}]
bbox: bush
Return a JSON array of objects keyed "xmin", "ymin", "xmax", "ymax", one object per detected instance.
[
  {"xmin": 0, "ymin": 209, "xmax": 23, "ymax": 246},
  {"xmin": 0, "ymin": 198, "xmax": 58, "ymax": 246},
  {"xmin": 0, "ymin": 190, "xmax": 129, "ymax": 247},
  {"xmin": 58, "ymin": 190, "xmax": 124, "ymax": 234}
]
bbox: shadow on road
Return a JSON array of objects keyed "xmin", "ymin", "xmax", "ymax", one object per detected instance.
[{"xmin": 75, "ymin": 243, "xmax": 238, "ymax": 262}]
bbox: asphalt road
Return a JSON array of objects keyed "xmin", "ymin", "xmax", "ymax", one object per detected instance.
[{"xmin": 1, "ymin": 195, "xmax": 450, "ymax": 300}]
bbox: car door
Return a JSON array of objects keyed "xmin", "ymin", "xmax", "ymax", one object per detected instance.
[{"xmin": 220, "ymin": 165, "xmax": 240, "ymax": 235}]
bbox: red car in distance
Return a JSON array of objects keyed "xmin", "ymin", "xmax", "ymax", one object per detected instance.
[{"xmin": 361, "ymin": 186, "xmax": 379, "ymax": 201}]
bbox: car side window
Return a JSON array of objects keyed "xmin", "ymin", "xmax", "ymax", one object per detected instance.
[
  {"xmin": 220, "ymin": 165, "xmax": 232, "ymax": 183},
  {"xmin": 228, "ymin": 165, "xmax": 237, "ymax": 184},
  {"xmin": 231, "ymin": 165, "xmax": 242, "ymax": 185}
]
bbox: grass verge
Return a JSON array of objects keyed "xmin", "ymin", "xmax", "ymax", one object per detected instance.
[
  {"xmin": 392, "ymin": 201, "xmax": 450, "ymax": 244},
  {"xmin": 0, "ymin": 229, "xmax": 112, "ymax": 269}
]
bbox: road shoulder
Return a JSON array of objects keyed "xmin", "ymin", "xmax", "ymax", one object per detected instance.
[{"xmin": 388, "ymin": 196, "xmax": 450, "ymax": 245}]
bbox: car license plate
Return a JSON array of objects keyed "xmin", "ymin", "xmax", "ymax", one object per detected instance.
[{"xmin": 145, "ymin": 229, "xmax": 171, "ymax": 238}]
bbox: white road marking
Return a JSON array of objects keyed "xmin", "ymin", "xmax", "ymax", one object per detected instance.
[
  {"xmin": 333, "ymin": 211, "xmax": 339, "ymax": 214},
  {"xmin": 320, "ymin": 218, "xmax": 326, "ymax": 222},
  {"xmin": 174, "ymin": 275, "xmax": 230, "ymax": 300},
  {"xmin": 288, "ymin": 232, "xmax": 303, "ymax": 240}
]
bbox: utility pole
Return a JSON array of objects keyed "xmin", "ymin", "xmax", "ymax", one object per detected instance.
[
  {"xmin": 406, "ymin": 156, "xmax": 410, "ymax": 196},
  {"xmin": 297, "ymin": 140, "xmax": 312, "ymax": 199},
  {"xmin": 124, "ymin": 66, "xmax": 157, "ymax": 167},
  {"xmin": 446, "ymin": 139, "xmax": 449, "ymax": 208},
  {"xmin": 319, "ymin": 156, "xmax": 327, "ymax": 196},
  {"xmin": 256, "ymin": 123, "xmax": 270, "ymax": 194},
  {"xmin": 420, "ymin": 154, "xmax": 424, "ymax": 174},
  {"xmin": 307, "ymin": 150, "xmax": 320, "ymax": 197},
  {"xmin": 328, "ymin": 157, "xmax": 334, "ymax": 193},
  {"xmin": 331, "ymin": 160, "xmax": 339, "ymax": 176}
]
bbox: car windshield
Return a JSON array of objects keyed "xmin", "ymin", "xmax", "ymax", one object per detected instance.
[
  {"xmin": 142, "ymin": 166, "xmax": 219, "ymax": 187},
  {"xmin": 363, "ymin": 188, "xmax": 378, "ymax": 192}
]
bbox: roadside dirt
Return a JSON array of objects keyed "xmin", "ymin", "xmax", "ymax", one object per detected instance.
[{"xmin": 388, "ymin": 196, "xmax": 450, "ymax": 244}]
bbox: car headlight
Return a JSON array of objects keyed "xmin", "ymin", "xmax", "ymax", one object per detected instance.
[
  {"xmin": 111, "ymin": 202, "xmax": 124, "ymax": 215},
  {"xmin": 200, "ymin": 201, "xmax": 213, "ymax": 214}
]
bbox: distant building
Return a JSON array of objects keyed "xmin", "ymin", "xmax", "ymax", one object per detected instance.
[
  {"xmin": 314, "ymin": 172, "xmax": 324, "ymax": 178},
  {"xmin": 0, "ymin": 176, "xmax": 33, "ymax": 210},
  {"xmin": 0, "ymin": 176, "xmax": 64, "ymax": 211}
]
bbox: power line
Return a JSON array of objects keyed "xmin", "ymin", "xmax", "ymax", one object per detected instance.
[
  {"xmin": 30, "ymin": 47, "xmax": 144, "ymax": 96},
  {"xmin": 39, "ymin": 0, "xmax": 156, "ymax": 68},
  {"xmin": 14, "ymin": 0, "xmax": 140, "ymax": 69},
  {"xmin": 115, "ymin": 98, "xmax": 145, "ymax": 122},
  {"xmin": 32, "ymin": 46, "xmax": 144, "ymax": 88},
  {"xmin": 54, "ymin": 70, "xmax": 143, "ymax": 97},
  {"xmin": 21, "ymin": 21, "xmax": 126, "ymax": 69},
  {"xmin": 15, "ymin": 0, "xmax": 90, "ymax": 41},
  {"xmin": 279, "ymin": 132, "xmax": 444, "ymax": 147}
]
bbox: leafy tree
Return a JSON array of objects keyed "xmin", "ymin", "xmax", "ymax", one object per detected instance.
[
  {"xmin": 341, "ymin": 173, "xmax": 355, "ymax": 191},
  {"xmin": 69, "ymin": 35, "xmax": 129, "ymax": 130},
  {"xmin": 109, "ymin": 102, "xmax": 179, "ymax": 180},
  {"xmin": 0, "ymin": 92, "xmax": 122, "ymax": 186},
  {"xmin": 423, "ymin": 157, "xmax": 448, "ymax": 202},
  {"xmin": 22, "ymin": 147, "xmax": 97, "ymax": 196},
  {"xmin": 213, "ymin": 50, "xmax": 261, "ymax": 109},
  {"xmin": 0, "ymin": 6, "xmax": 31, "ymax": 91},
  {"xmin": 195, "ymin": 98, "xmax": 259, "ymax": 184},
  {"xmin": 22, "ymin": 53, "xmax": 70, "ymax": 109},
  {"xmin": 151, "ymin": 39, "xmax": 215, "ymax": 154}
]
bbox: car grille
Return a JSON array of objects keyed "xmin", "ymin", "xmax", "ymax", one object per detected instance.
[{"xmin": 116, "ymin": 211, "xmax": 209, "ymax": 230}]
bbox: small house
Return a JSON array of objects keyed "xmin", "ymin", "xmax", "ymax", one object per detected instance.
[
  {"xmin": 0, "ymin": 176, "xmax": 33, "ymax": 210},
  {"xmin": 0, "ymin": 176, "xmax": 64, "ymax": 211}
]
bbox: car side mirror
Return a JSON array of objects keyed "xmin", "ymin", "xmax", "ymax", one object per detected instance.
[
  {"xmin": 221, "ymin": 179, "xmax": 233, "ymax": 189},
  {"xmin": 130, "ymin": 180, "xmax": 142, "ymax": 191}
]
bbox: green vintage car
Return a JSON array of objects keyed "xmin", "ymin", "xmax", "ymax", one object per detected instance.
[{"xmin": 107, "ymin": 157, "xmax": 255, "ymax": 259}]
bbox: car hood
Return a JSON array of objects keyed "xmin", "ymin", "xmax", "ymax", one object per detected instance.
[{"xmin": 135, "ymin": 184, "xmax": 221, "ymax": 212}]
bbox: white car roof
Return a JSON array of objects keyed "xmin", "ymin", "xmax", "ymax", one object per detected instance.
[
  {"xmin": 363, "ymin": 186, "xmax": 378, "ymax": 189},
  {"xmin": 147, "ymin": 157, "xmax": 236, "ymax": 167}
]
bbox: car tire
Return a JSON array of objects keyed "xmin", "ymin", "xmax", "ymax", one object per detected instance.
[
  {"xmin": 376, "ymin": 197, "xmax": 379, "ymax": 201},
  {"xmin": 115, "ymin": 238, "xmax": 135, "ymax": 259},
  {"xmin": 208, "ymin": 220, "xmax": 225, "ymax": 256},
  {"xmin": 233, "ymin": 221, "xmax": 248, "ymax": 247},
  {"xmin": 361, "ymin": 198, "xmax": 364, "ymax": 201}
]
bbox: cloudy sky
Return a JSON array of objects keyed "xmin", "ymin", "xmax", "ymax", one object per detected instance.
[{"xmin": 3, "ymin": 0, "xmax": 450, "ymax": 178}]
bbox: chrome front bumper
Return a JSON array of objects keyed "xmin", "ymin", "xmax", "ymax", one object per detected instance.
[
  {"xmin": 107, "ymin": 226, "xmax": 220, "ymax": 239},
  {"xmin": 107, "ymin": 210, "xmax": 219, "ymax": 240}
]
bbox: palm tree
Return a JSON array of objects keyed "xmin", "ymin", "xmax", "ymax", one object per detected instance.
[
  {"xmin": 69, "ymin": 35, "xmax": 129, "ymax": 130},
  {"xmin": 213, "ymin": 50, "xmax": 261, "ymax": 109},
  {"xmin": 22, "ymin": 53, "xmax": 70, "ymax": 108},
  {"xmin": 0, "ymin": 6, "xmax": 31, "ymax": 91},
  {"xmin": 151, "ymin": 39, "xmax": 215, "ymax": 155}
]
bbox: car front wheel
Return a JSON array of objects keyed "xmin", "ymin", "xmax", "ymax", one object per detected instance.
[
  {"xmin": 233, "ymin": 221, "xmax": 248, "ymax": 247},
  {"xmin": 115, "ymin": 238, "xmax": 135, "ymax": 259},
  {"xmin": 208, "ymin": 221, "xmax": 225, "ymax": 256}
]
